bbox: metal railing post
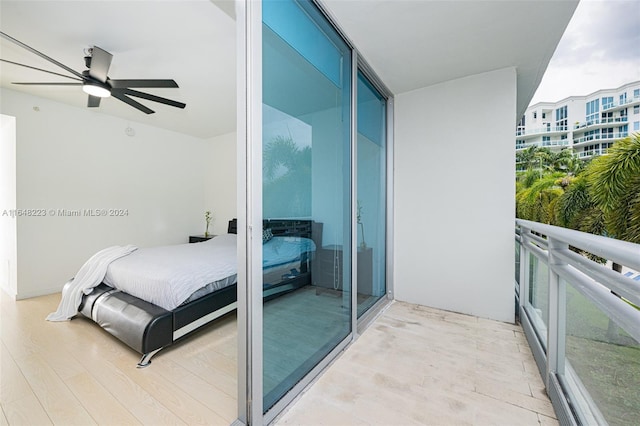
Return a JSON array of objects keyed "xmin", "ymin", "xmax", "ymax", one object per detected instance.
[{"xmin": 546, "ymin": 237, "xmax": 567, "ymax": 386}]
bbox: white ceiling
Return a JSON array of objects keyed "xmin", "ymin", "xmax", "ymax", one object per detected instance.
[
  {"xmin": 321, "ymin": 0, "xmax": 578, "ymax": 118},
  {"xmin": 1, "ymin": 1, "xmax": 576, "ymax": 138},
  {"xmin": 0, "ymin": 0, "xmax": 236, "ymax": 139}
]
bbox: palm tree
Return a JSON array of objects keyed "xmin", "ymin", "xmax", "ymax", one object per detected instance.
[
  {"xmin": 516, "ymin": 171, "xmax": 565, "ymax": 223},
  {"xmin": 585, "ymin": 133, "xmax": 640, "ymax": 244}
]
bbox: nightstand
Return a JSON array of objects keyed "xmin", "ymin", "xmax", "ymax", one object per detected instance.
[
  {"xmin": 189, "ymin": 235, "xmax": 216, "ymax": 243},
  {"xmin": 312, "ymin": 245, "xmax": 372, "ymax": 292}
]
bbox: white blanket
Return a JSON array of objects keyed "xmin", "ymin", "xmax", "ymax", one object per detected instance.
[
  {"xmin": 103, "ymin": 234, "xmax": 237, "ymax": 311},
  {"xmin": 46, "ymin": 245, "xmax": 138, "ymax": 321}
]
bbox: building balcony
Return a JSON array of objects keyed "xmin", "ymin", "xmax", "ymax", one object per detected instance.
[
  {"xmin": 515, "ymin": 126, "xmax": 569, "ymax": 139},
  {"xmin": 516, "ymin": 140, "xmax": 569, "ymax": 151},
  {"xmin": 542, "ymin": 139, "xmax": 570, "ymax": 148},
  {"xmin": 578, "ymin": 148, "xmax": 610, "ymax": 159},
  {"xmin": 601, "ymin": 94, "xmax": 640, "ymax": 112},
  {"xmin": 573, "ymin": 132, "xmax": 628, "ymax": 145},
  {"xmin": 573, "ymin": 116, "xmax": 629, "ymax": 130}
]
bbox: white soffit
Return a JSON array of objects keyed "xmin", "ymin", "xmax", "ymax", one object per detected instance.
[{"xmin": 322, "ymin": 0, "xmax": 579, "ymax": 117}]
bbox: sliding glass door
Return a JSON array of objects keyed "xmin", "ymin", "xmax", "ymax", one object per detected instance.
[
  {"xmin": 238, "ymin": 0, "xmax": 392, "ymax": 422},
  {"xmin": 356, "ymin": 72, "xmax": 387, "ymax": 317},
  {"xmin": 261, "ymin": 0, "xmax": 352, "ymax": 414}
]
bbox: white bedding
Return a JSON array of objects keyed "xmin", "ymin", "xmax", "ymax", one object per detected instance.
[{"xmin": 104, "ymin": 233, "xmax": 237, "ymax": 311}]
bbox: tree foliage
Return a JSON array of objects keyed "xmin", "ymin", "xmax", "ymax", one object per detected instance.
[{"xmin": 516, "ymin": 135, "xmax": 640, "ymax": 244}]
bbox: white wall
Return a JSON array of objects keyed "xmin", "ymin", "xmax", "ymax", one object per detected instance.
[
  {"xmin": 394, "ymin": 68, "xmax": 516, "ymax": 323},
  {"xmin": 1, "ymin": 88, "xmax": 211, "ymax": 298},
  {"xmin": 0, "ymin": 114, "xmax": 18, "ymax": 298},
  {"xmin": 204, "ymin": 131, "xmax": 237, "ymax": 235}
]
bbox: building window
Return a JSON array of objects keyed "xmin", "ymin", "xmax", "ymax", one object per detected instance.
[
  {"xmin": 621, "ymin": 108, "xmax": 628, "ymax": 117},
  {"xmin": 634, "ymin": 105, "xmax": 639, "ymax": 114},
  {"xmin": 634, "ymin": 121, "xmax": 640, "ymax": 131},
  {"xmin": 634, "ymin": 88, "xmax": 640, "ymax": 98},
  {"xmin": 542, "ymin": 112, "xmax": 546, "ymax": 119},
  {"xmin": 602, "ymin": 96, "xmax": 614, "ymax": 109},
  {"xmin": 542, "ymin": 136, "xmax": 550, "ymax": 142},
  {"xmin": 586, "ymin": 99, "xmax": 600, "ymax": 123},
  {"xmin": 620, "ymin": 92, "xmax": 627, "ymax": 104},
  {"xmin": 533, "ymin": 111, "xmax": 537, "ymax": 119}
]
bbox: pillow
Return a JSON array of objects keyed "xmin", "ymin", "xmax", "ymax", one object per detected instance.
[{"xmin": 262, "ymin": 228, "xmax": 273, "ymax": 244}]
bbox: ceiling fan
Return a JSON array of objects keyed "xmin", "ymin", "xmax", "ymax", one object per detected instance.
[{"xmin": 0, "ymin": 31, "xmax": 186, "ymax": 114}]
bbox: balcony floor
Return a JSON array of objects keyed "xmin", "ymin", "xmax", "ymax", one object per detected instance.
[{"xmin": 276, "ymin": 301, "xmax": 558, "ymax": 425}]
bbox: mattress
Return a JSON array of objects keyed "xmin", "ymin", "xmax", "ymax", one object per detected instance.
[
  {"xmin": 104, "ymin": 234, "xmax": 237, "ymax": 310},
  {"xmin": 102, "ymin": 234, "xmax": 315, "ymax": 311}
]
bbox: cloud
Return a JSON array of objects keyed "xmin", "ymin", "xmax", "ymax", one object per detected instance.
[{"xmin": 531, "ymin": 0, "xmax": 640, "ymax": 104}]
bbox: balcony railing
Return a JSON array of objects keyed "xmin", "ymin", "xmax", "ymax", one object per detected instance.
[
  {"xmin": 573, "ymin": 132, "xmax": 628, "ymax": 144},
  {"xmin": 515, "ymin": 220, "xmax": 640, "ymax": 426},
  {"xmin": 515, "ymin": 126, "xmax": 569, "ymax": 137},
  {"xmin": 578, "ymin": 148, "xmax": 610, "ymax": 159},
  {"xmin": 601, "ymin": 95, "xmax": 640, "ymax": 111},
  {"xmin": 574, "ymin": 116, "xmax": 628, "ymax": 129},
  {"xmin": 542, "ymin": 140, "xmax": 569, "ymax": 147}
]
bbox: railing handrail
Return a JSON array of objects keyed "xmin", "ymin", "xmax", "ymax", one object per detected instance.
[{"xmin": 516, "ymin": 219, "xmax": 640, "ymax": 272}]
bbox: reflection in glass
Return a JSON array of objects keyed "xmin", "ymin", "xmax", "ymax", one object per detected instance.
[
  {"xmin": 356, "ymin": 72, "xmax": 386, "ymax": 317},
  {"xmin": 262, "ymin": 0, "xmax": 352, "ymax": 412},
  {"xmin": 563, "ymin": 279, "xmax": 640, "ymax": 425}
]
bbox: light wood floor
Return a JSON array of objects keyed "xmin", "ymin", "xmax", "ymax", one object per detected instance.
[{"xmin": 0, "ymin": 291, "xmax": 237, "ymax": 425}]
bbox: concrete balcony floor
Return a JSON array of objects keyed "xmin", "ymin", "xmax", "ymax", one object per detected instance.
[{"xmin": 277, "ymin": 302, "xmax": 558, "ymax": 425}]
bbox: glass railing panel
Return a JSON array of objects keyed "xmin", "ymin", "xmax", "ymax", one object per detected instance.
[
  {"xmin": 527, "ymin": 253, "xmax": 549, "ymax": 345},
  {"xmin": 563, "ymin": 278, "xmax": 640, "ymax": 426},
  {"xmin": 515, "ymin": 240, "xmax": 521, "ymax": 285}
]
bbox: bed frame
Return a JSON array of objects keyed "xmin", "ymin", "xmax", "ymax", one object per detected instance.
[{"xmin": 72, "ymin": 219, "xmax": 322, "ymax": 367}]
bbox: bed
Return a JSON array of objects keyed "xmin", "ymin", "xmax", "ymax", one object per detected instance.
[{"xmin": 62, "ymin": 218, "xmax": 322, "ymax": 367}]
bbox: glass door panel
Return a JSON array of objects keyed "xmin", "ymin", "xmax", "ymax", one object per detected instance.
[
  {"xmin": 356, "ymin": 72, "xmax": 387, "ymax": 317},
  {"xmin": 262, "ymin": 0, "xmax": 352, "ymax": 412}
]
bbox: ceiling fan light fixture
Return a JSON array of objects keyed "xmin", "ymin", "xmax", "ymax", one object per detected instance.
[{"xmin": 82, "ymin": 81, "xmax": 111, "ymax": 98}]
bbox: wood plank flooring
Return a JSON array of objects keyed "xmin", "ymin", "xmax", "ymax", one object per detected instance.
[{"xmin": 0, "ymin": 291, "xmax": 237, "ymax": 425}]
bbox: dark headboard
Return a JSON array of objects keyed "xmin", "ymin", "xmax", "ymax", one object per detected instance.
[{"xmin": 228, "ymin": 218, "xmax": 323, "ymax": 248}]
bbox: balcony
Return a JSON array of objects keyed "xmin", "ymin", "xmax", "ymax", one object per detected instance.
[
  {"xmin": 515, "ymin": 126, "xmax": 569, "ymax": 139},
  {"xmin": 573, "ymin": 132, "xmax": 628, "ymax": 144},
  {"xmin": 542, "ymin": 139, "xmax": 570, "ymax": 148},
  {"xmin": 573, "ymin": 116, "xmax": 629, "ymax": 130},
  {"xmin": 278, "ymin": 301, "xmax": 557, "ymax": 425},
  {"xmin": 578, "ymin": 148, "xmax": 610, "ymax": 159},
  {"xmin": 601, "ymin": 95, "xmax": 640, "ymax": 112},
  {"xmin": 516, "ymin": 220, "xmax": 640, "ymax": 426}
]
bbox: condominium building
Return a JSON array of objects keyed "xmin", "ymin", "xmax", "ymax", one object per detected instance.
[{"xmin": 516, "ymin": 80, "xmax": 640, "ymax": 159}]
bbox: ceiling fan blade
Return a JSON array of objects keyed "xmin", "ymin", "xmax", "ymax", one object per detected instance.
[
  {"xmin": 0, "ymin": 59, "xmax": 83, "ymax": 81},
  {"xmin": 12, "ymin": 82, "xmax": 82, "ymax": 86},
  {"xmin": 0, "ymin": 31, "xmax": 85, "ymax": 80},
  {"xmin": 109, "ymin": 79, "xmax": 179, "ymax": 89},
  {"xmin": 111, "ymin": 91, "xmax": 155, "ymax": 114},
  {"xmin": 88, "ymin": 46, "xmax": 112, "ymax": 83},
  {"xmin": 87, "ymin": 95, "xmax": 101, "ymax": 108},
  {"xmin": 115, "ymin": 88, "xmax": 186, "ymax": 109}
]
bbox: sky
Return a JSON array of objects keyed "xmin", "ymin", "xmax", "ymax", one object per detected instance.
[{"xmin": 529, "ymin": 0, "xmax": 640, "ymax": 105}]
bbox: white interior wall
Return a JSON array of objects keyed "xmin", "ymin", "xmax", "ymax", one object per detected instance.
[
  {"xmin": 0, "ymin": 114, "xmax": 18, "ymax": 297},
  {"xmin": 394, "ymin": 68, "xmax": 516, "ymax": 323},
  {"xmin": 204, "ymin": 131, "xmax": 237, "ymax": 235},
  {"xmin": 1, "ymin": 88, "xmax": 210, "ymax": 299}
]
